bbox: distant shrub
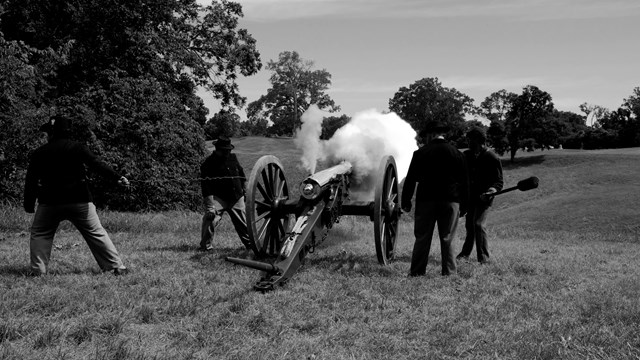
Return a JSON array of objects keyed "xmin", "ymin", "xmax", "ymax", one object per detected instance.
[
  {"xmin": 1, "ymin": 74, "xmax": 207, "ymax": 212},
  {"xmin": 73, "ymin": 75, "xmax": 207, "ymax": 211}
]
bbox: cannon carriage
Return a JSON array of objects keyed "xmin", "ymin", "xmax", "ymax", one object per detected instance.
[{"xmin": 226, "ymin": 154, "xmax": 402, "ymax": 291}]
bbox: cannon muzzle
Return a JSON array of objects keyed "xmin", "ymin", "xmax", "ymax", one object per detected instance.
[
  {"xmin": 300, "ymin": 161, "xmax": 352, "ymax": 200},
  {"xmin": 225, "ymin": 257, "xmax": 280, "ymax": 273},
  {"xmin": 492, "ymin": 176, "xmax": 539, "ymax": 196}
]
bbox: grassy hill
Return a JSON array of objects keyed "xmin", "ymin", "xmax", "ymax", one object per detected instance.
[
  {"xmin": 1, "ymin": 138, "xmax": 639, "ymax": 359},
  {"xmin": 492, "ymin": 148, "xmax": 640, "ymax": 236}
]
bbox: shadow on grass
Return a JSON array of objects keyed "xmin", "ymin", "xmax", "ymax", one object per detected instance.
[
  {"xmin": 144, "ymin": 243, "xmax": 195, "ymax": 252},
  {"xmin": 309, "ymin": 252, "xmax": 435, "ymax": 277},
  {"xmin": 0, "ymin": 265, "xmax": 119, "ymax": 277},
  {"xmin": 189, "ymin": 246, "xmax": 248, "ymax": 263},
  {"xmin": 0, "ymin": 264, "xmax": 32, "ymax": 276},
  {"xmin": 501, "ymin": 154, "xmax": 545, "ymax": 170}
]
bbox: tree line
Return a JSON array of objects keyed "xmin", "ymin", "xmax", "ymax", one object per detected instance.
[
  {"xmin": 1, "ymin": 0, "xmax": 638, "ymax": 211},
  {"xmin": 216, "ymin": 57, "xmax": 640, "ymax": 162}
]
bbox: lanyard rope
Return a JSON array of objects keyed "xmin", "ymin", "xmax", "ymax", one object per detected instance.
[{"xmin": 127, "ymin": 175, "xmax": 246, "ymax": 184}]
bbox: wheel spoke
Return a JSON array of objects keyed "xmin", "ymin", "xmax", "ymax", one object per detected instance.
[
  {"xmin": 262, "ymin": 224, "xmax": 272, "ymax": 252},
  {"xmin": 277, "ymin": 178, "xmax": 286, "ymax": 199},
  {"xmin": 385, "ymin": 175, "xmax": 396, "ymax": 201},
  {"xmin": 277, "ymin": 178, "xmax": 286, "ymax": 198},
  {"xmin": 276, "ymin": 219, "xmax": 285, "ymax": 243},
  {"xmin": 261, "ymin": 170, "xmax": 273, "ymax": 199},
  {"xmin": 388, "ymin": 193, "xmax": 397, "ymax": 204},
  {"xmin": 387, "ymin": 226, "xmax": 395, "ymax": 256},
  {"xmin": 257, "ymin": 181, "xmax": 272, "ymax": 202},
  {"xmin": 256, "ymin": 200, "xmax": 271, "ymax": 213},
  {"xmin": 388, "ymin": 221, "xmax": 397, "ymax": 237},
  {"xmin": 266, "ymin": 219, "xmax": 280, "ymax": 253},
  {"xmin": 257, "ymin": 218, "xmax": 270, "ymax": 243},
  {"xmin": 254, "ymin": 209, "xmax": 271, "ymax": 223},
  {"xmin": 267, "ymin": 164, "xmax": 275, "ymax": 194},
  {"xmin": 268, "ymin": 225, "xmax": 276, "ymax": 254},
  {"xmin": 271, "ymin": 166, "xmax": 280, "ymax": 195}
]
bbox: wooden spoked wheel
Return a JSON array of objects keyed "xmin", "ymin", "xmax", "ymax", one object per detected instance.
[
  {"xmin": 246, "ymin": 155, "xmax": 292, "ymax": 258},
  {"xmin": 374, "ymin": 155, "xmax": 400, "ymax": 265}
]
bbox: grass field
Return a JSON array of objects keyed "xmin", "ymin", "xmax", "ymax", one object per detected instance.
[{"xmin": 1, "ymin": 137, "xmax": 639, "ymax": 359}]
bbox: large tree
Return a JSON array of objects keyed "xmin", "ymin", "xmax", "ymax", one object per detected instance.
[
  {"xmin": 480, "ymin": 90, "xmax": 518, "ymax": 155},
  {"xmin": 247, "ymin": 50, "xmax": 340, "ymax": 136},
  {"xmin": 505, "ymin": 85, "xmax": 555, "ymax": 161},
  {"xmin": 1, "ymin": 0, "xmax": 260, "ymax": 111},
  {"xmin": 0, "ymin": 0, "xmax": 261, "ymax": 210},
  {"xmin": 480, "ymin": 89, "xmax": 517, "ymax": 123},
  {"xmin": 388, "ymin": 77, "xmax": 476, "ymax": 143}
]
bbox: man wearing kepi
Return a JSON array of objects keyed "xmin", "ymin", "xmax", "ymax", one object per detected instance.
[
  {"xmin": 457, "ymin": 126, "xmax": 503, "ymax": 264},
  {"xmin": 24, "ymin": 115, "xmax": 130, "ymax": 276},
  {"xmin": 199, "ymin": 136, "xmax": 252, "ymax": 253},
  {"xmin": 402, "ymin": 122, "xmax": 468, "ymax": 276}
]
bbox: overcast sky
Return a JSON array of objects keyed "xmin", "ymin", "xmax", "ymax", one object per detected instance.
[{"xmin": 197, "ymin": 0, "xmax": 640, "ymax": 120}]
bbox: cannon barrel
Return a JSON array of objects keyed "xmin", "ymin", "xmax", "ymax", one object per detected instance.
[
  {"xmin": 300, "ymin": 161, "xmax": 352, "ymax": 201},
  {"xmin": 305, "ymin": 161, "xmax": 352, "ymax": 187}
]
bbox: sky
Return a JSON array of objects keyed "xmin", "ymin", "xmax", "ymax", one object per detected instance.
[{"xmin": 197, "ymin": 0, "xmax": 640, "ymax": 121}]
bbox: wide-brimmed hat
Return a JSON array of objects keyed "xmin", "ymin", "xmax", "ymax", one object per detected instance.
[
  {"xmin": 214, "ymin": 136, "xmax": 234, "ymax": 150},
  {"xmin": 39, "ymin": 115, "xmax": 71, "ymax": 136},
  {"xmin": 420, "ymin": 121, "xmax": 449, "ymax": 136},
  {"xmin": 466, "ymin": 126, "xmax": 487, "ymax": 142}
]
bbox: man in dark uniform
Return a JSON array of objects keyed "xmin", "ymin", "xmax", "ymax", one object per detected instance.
[
  {"xmin": 199, "ymin": 136, "xmax": 251, "ymax": 252},
  {"xmin": 402, "ymin": 122, "xmax": 468, "ymax": 276},
  {"xmin": 457, "ymin": 127, "xmax": 503, "ymax": 264},
  {"xmin": 24, "ymin": 116, "xmax": 130, "ymax": 275}
]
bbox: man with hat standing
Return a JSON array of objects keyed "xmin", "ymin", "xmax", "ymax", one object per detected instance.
[
  {"xmin": 457, "ymin": 126, "xmax": 503, "ymax": 264},
  {"xmin": 401, "ymin": 121, "xmax": 469, "ymax": 276},
  {"xmin": 199, "ymin": 136, "xmax": 252, "ymax": 253},
  {"xmin": 24, "ymin": 115, "xmax": 130, "ymax": 276}
]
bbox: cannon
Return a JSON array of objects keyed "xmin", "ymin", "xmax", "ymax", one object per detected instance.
[{"xmin": 225, "ymin": 155, "xmax": 401, "ymax": 291}]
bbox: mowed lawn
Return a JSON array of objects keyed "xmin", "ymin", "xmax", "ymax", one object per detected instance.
[{"xmin": 1, "ymin": 137, "xmax": 639, "ymax": 359}]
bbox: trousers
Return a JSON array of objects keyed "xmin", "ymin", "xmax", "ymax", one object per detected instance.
[
  {"xmin": 410, "ymin": 200, "xmax": 459, "ymax": 276},
  {"xmin": 458, "ymin": 202, "xmax": 491, "ymax": 263},
  {"xmin": 200, "ymin": 195, "xmax": 251, "ymax": 250},
  {"xmin": 30, "ymin": 202, "xmax": 126, "ymax": 275}
]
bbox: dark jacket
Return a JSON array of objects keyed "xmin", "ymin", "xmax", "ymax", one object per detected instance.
[
  {"xmin": 463, "ymin": 148, "xmax": 504, "ymax": 205},
  {"xmin": 402, "ymin": 138, "xmax": 469, "ymax": 211},
  {"xmin": 24, "ymin": 138, "xmax": 121, "ymax": 211},
  {"xmin": 200, "ymin": 152, "xmax": 246, "ymax": 203}
]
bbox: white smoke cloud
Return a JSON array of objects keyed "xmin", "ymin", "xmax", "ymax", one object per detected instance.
[
  {"xmin": 294, "ymin": 107, "xmax": 418, "ymax": 200},
  {"xmin": 293, "ymin": 105, "xmax": 325, "ymax": 174}
]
